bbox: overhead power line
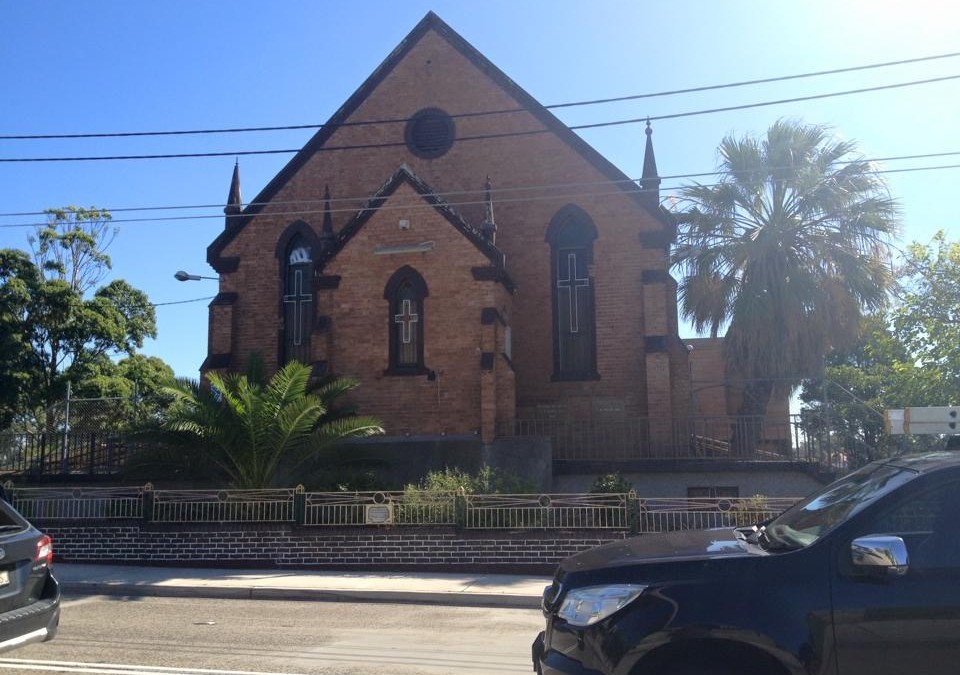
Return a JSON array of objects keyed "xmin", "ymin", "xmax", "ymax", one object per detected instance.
[
  {"xmin": 2, "ymin": 73, "xmax": 959, "ymax": 163},
  {"xmin": 1, "ymin": 161, "xmax": 958, "ymax": 230},
  {"xmin": 0, "ymin": 150, "xmax": 956, "ymax": 220},
  {"xmin": 3, "ymin": 51, "xmax": 959, "ymax": 141},
  {"xmin": 151, "ymin": 296, "xmax": 216, "ymax": 307}
]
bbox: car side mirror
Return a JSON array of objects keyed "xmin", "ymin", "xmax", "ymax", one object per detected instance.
[{"xmin": 851, "ymin": 535, "xmax": 909, "ymax": 577}]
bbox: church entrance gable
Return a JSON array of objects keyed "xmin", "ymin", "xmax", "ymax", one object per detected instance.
[{"xmin": 313, "ymin": 170, "xmax": 514, "ymax": 438}]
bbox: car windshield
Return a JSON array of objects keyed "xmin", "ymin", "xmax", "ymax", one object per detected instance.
[{"xmin": 758, "ymin": 462, "xmax": 917, "ymax": 550}]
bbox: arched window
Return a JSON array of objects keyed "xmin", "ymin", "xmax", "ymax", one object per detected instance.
[
  {"xmin": 546, "ymin": 206, "xmax": 598, "ymax": 380},
  {"xmin": 384, "ymin": 266, "xmax": 429, "ymax": 374},
  {"xmin": 281, "ymin": 234, "xmax": 314, "ymax": 365}
]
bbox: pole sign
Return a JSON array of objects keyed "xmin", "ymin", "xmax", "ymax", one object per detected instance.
[{"xmin": 884, "ymin": 407, "xmax": 960, "ymax": 435}]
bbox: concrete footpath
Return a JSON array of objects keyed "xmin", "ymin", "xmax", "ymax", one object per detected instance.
[{"xmin": 54, "ymin": 563, "xmax": 551, "ymax": 609}]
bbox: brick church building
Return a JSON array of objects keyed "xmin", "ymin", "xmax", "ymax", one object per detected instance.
[{"xmin": 201, "ymin": 13, "xmax": 811, "ymax": 495}]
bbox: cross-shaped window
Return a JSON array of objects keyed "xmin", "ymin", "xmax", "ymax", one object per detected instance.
[
  {"xmin": 384, "ymin": 266, "xmax": 429, "ymax": 374},
  {"xmin": 556, "ymin": 252, "xmax": 591, "ymax": 334},
  {"xmin": 547, "ymin": 206, "xmax": 598, "ymax": 380},
  {"xmin": 284, "ymin": 268, "xmax": 312, "ymax": 347},
  {"xmin": 282, "ymin": 236, "xmax": 314, "ymax": 365}
]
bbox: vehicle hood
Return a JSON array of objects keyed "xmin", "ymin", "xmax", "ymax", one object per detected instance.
[{"xmin": 560, "ymin": 528, "xmax": 758, "ymax": 572}]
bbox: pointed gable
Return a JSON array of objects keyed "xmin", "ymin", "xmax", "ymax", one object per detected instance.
[
  {"xmin": 208, "ymin": 11, "xmax": 671, "ymax": 268},
  {"xmin": 321, "ymin": 165, "xmax": 515, "ymax": 292}
]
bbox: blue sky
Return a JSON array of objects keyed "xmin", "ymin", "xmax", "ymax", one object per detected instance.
[{"xmin": 2, "ymin": 1, "xmax": 957, "ymax": 378}]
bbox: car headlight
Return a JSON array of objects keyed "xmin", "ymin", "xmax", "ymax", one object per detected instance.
[{"xmin": 557, "ymin": 584, "xmax": 647, "ymax": 627}]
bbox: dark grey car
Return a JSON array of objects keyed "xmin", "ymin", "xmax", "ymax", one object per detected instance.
[{"xmin": 0, "ymin": 493, "xmax": 60, "ymax": 651}]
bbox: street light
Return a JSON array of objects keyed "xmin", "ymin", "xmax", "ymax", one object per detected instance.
[{"xmin": 174, "ymin": 270, "xmax": 219, "ymax": 282}]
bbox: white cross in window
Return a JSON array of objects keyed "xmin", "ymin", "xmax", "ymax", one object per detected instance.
[{"xmin": 394, "ymin": 299, "xmax": 419, "ymax": 344}]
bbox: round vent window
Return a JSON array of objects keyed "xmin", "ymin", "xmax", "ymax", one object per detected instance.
[{"xmin": 405, "ymin": 108, "xmax": 455, "ymax": 159}]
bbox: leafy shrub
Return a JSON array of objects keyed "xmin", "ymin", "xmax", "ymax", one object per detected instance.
[
  {"xmin": 733, "ymin": 493, "xmax": 771, "ymax": 526},
  {"xmin": 407, "ymin": 466, "xmax": 536, "ymax": 495},
  {"xmin": 400, "ymin": 466, "xmax": 536, "ymax": 525},
  {"xmin": 590, "ymin": 472, "xmax": 633, "ymax": 493}
]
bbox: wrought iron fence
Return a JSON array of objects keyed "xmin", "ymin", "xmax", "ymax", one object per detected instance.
[
  {"xmin": 0, "ymin": 432, "xmax": 131, "ymax": 477},
  {"xmin": 500, "ymin": 414, "xmax": 839, "ymax": 469},
  {"xmin": 148, "ymin": 488, "xmax": 298, "ymax": 523},
  {"xmin": 1, "ymin": 412, "xmax": 848, "ymax": 478},
  {"xmin": 462, "ymin": 493, "xmax": 631, "ymax": 529},
  {"xmin": 304, "ymin": 491, "xmax": 457, "ymax": 526},
  {"xmin": 636, "ymin": 497, "xmax": 797, "ymax": 532},
  {"xmin": 5, "ymin": 486, "xmax": 800, "ymax": 533},
  {"xmin": 8, "ymin": 486, "xmax": 143, "ymax": 520}
]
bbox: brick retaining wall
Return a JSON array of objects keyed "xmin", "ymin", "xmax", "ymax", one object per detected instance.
[{"xmin": 43, "ymin": 522, "xmax": 628, "ymax": 573}]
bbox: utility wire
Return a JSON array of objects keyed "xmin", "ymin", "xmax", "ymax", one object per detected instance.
[
  {"xmin": 151, "ymin": 296, "xmax": 216, "ymax": 307},
  {"xmin": 0, "ymin": 150, "xmax": 956, "ymax": 220},
  {"xmin": 2, "ymin": 73, "xmax": 959, "ymax": 163},
  {"xmin": 2, "ymin": 161, "xmax": 958, "ymax": 230},
  {"xmin": 3, "ymin": 51, "xmax": 959, "ymax": 141}
]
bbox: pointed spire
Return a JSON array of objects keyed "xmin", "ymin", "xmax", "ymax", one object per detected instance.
[
  {"xmin": 224, "ymin": 160, "xmax": 242, "ymax": 229},
  {"xmin": 322, "ymin": 185, "xmax": 334, "ymax": 235},
  {"xmin": 481, "ymin": 176, "xmax": 497, "ymax": 244},
  {"xmin": 639, "ymin": 120, "xmax": 662, "ymax": 213},
  {"xmin": 320, "ymin": 184, "xmax": 335, "ymax": 252}
]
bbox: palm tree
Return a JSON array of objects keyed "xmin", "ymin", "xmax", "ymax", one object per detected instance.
[
  {"xmin": 674, "ymin": 119, "xmax": 897, "ymax": 423},
  {"xmin": 127, "ymin": 360, "xmax": 383, "ymax": 488}
]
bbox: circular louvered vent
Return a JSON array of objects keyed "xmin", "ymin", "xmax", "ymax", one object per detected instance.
[{"xmin": 405, "ymin": 108, "xmax": 455, "ymax": 159}]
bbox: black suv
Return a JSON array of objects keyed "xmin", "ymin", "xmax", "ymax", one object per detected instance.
[
  {"xmin": 0, "ymin": 493, "xmax": 60, "ymax": 652},
  {"xmin": 533, "ymin": 452, "xmax": 960, "ymax": 675}
]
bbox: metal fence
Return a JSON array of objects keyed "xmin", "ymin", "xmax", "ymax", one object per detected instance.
[
  {"xmin": 304, "ymin": 491, "xmax": 457, "ymax": 526},
  {"xmin": 462, "ymin": 493, "xmax": 631, "ymax": 529},
  {"xmin": 2, "ymin": 412, "xmax": 851, "ymax": 478},
  {"xmin": 636, "ymin": 497, "xmax": 798, "ymax": 532},
  {"xmin": 5, "ymin": 486, "xmax": 798, "ymax": 533},
  {"xmin": 0, "ymin": 431, "xmax": 132, "ymax": 477},
  {"xmin": 149, "ymin": 488, "xmax": 299, "ymax": 523},
  {"xmin": 500, "ymin": 414, "xmax": 841, "ymax": 469},
  {"xmin": 9, "ymin": 486, "xmax": 143, "ymax": 521}
]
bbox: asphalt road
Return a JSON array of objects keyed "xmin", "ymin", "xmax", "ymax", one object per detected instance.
[{"xmin": 0, "ymin": 594, "xmax": 544, "ymax": 674}]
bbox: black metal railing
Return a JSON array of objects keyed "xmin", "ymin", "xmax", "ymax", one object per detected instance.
[
  {"xmin": 1, "ymin": 412, "xmax": 846, "ymax": 478},
  {"xmin": 499, "ymin": 414, "xmax": 841, "ymax": 469},
  {"xmin": 0, "ymin": 432, "xmax": 131, "ymax": 477}
]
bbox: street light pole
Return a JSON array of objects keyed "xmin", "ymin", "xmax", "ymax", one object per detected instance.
[{"xmin": 174, "ymin": 270, "xmax": 219, "ymax": 282}]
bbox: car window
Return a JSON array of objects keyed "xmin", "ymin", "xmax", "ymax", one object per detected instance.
[
  {"xmin": 859, "ymin": 481, "xmax": 960, "ymax": 570},
  {"xmin": 0, "ymin": 505, "xmax": 21, "ymax": 527},
  {"xmin": 763, "ymin": 463, "xmax": 915, "ymax": 549}
]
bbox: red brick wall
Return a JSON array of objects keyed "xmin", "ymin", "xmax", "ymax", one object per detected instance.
[
  {"xmin": 686, "ymin": 337, "xmax": 790, "ymax": 423},
  {"xmin": 209, "ymin": 27, "xmax": 680, "ymax": 433},
  {"xmin": 319, "ymin": 182, "xmax": 508, "ymax": 436}
]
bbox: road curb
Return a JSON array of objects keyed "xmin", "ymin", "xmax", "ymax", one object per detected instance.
[{"xmin": 60, "ymin": 581, "xmax": 542, "ymax": 609}]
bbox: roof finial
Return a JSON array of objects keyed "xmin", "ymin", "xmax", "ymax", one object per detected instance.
[
  {"xmin": 322, "ymin": 184, "xmax": 334, "ymax": 236},
  {"xmin": 481, "ymin": 175, "xmax": 497, "ymax": 244},
  {"xmin": 640, "ymin": 120, "xmax": 661, "ymax": 210},
  {"xmin": 224, "ymin": 160, "xmax": 242, "ymax": 229},
  {"xmin": 320, "ymin": 184, "xmax": 335, "ymax": 251}
]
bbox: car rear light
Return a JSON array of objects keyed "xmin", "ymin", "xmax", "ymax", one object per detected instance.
[{"xmin": 35, "ymin": 535, "xmax": 53, "ymax": 566}]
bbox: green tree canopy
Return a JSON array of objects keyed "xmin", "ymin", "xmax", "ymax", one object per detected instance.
[
  {"xmin": 0, "ymin": 250, "xmax": 42, "ymax": 428},
  {"xmin": 800, "ymin": 232, "xmax": 960, "ymax": 463},
  {"xmin": 892, "ymin": 231, "xmax": 960, "ymax": 398},
  {"xmin": 673, "ymin": 119, "xmax": 898, "ymax": 416},
  {"xmin": 126, "ymin": 361, "xmax": 384, "ymax": 489},
  {"xmin": 0, "ymin": 207, "xmax": 161, "ymax": 429}
]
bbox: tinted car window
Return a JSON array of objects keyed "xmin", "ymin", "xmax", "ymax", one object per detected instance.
[
  {"xmin": 763, "ymin": 463, "xmax": 915, "ymax": 549},
  {"xmin": 860, "ymin": 480, "xmax": 960, "ymax": 570}
]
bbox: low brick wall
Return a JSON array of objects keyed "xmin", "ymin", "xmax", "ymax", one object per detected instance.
[{"xmin": 43, "ymin": 521, "xmax": 628, "ymax": 573}]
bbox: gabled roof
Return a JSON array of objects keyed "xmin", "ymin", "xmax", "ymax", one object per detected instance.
[
  {"xmin": 208, "ymin": 12, "xmax": 672, "ymax": 267},
  {"xmin": 320, "ymin": 164, "xmax": 515, "ymax": 292}
]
